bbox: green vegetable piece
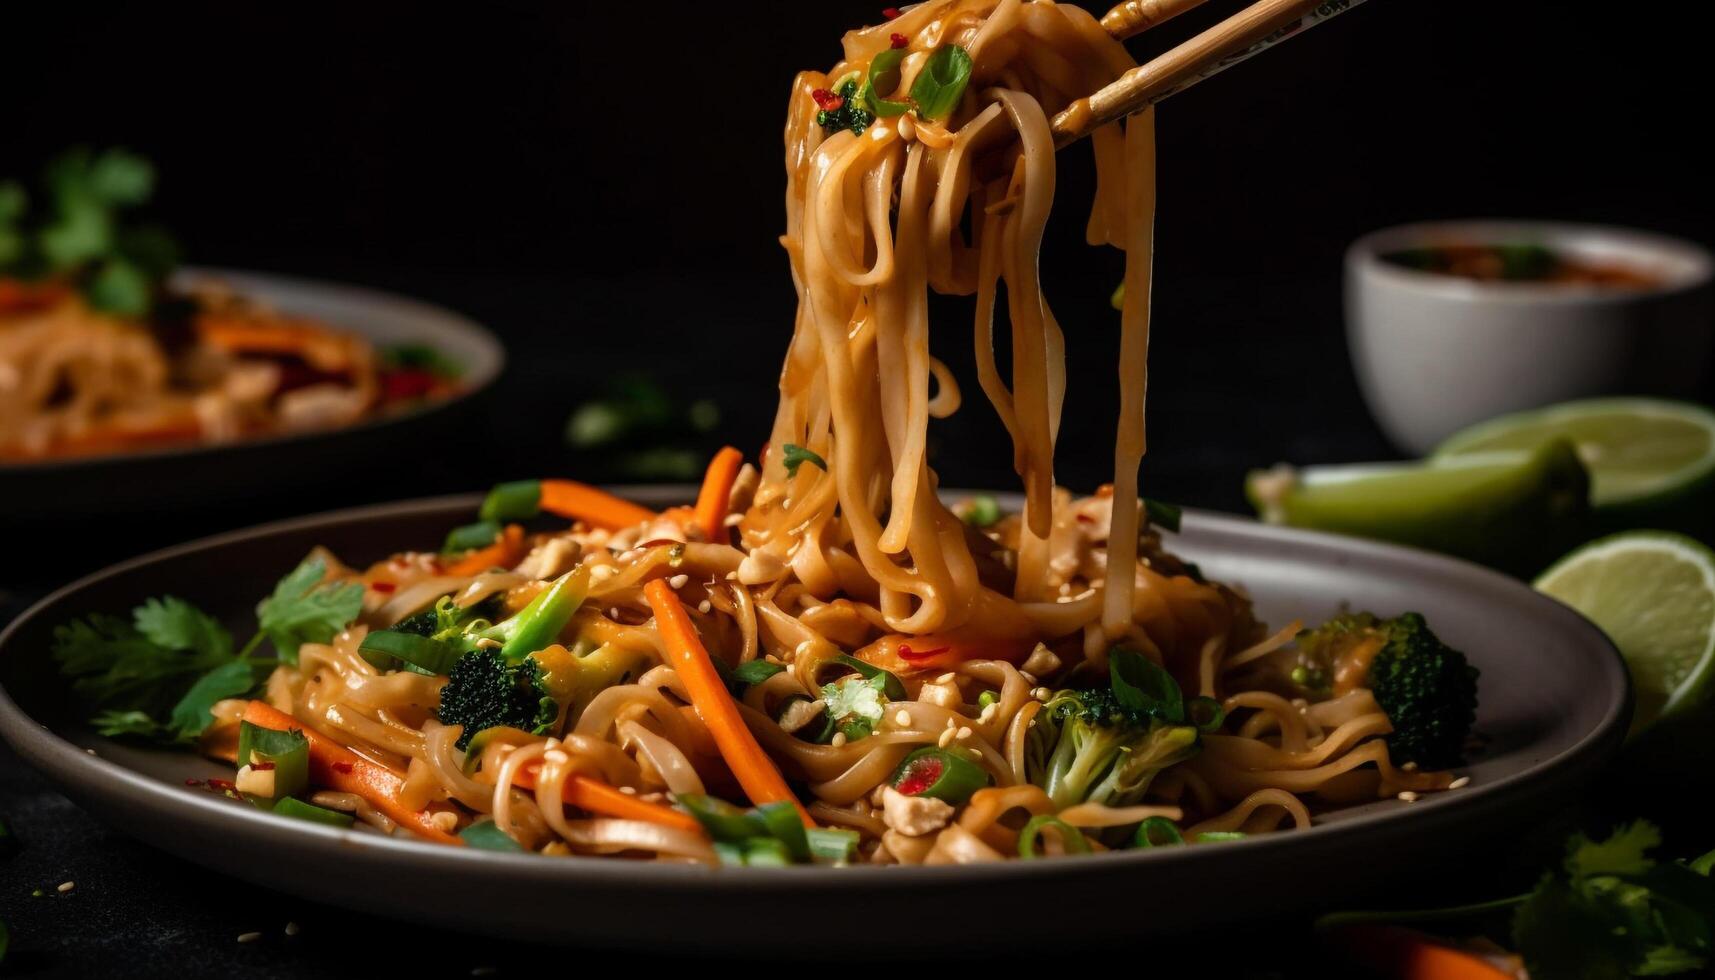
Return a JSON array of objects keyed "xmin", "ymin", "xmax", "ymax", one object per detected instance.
[
  {"xmin": 1133, "ymin": 816, "xmax": 1185, "ymax": 847},
  {"xmin": 754, "ymin": 801, "xmax": 811, "ymax": 863},
  {"xmin": 1024, "ymin": 685, "xmax": 1201, "ymax": 809},
  {"xmin": 133, "ymin": 596, "xmax": 232, "ymax": 662},
  {"xmin": 83, "ymin": 258, "xmax": 151, "ymax": 316},
  {"xmin": 1018, "ymin": 815, "xmax": 1091, "ymax": 859},
  {"xmin": 807, "ymin": 828, "xmax": 861, "ymax": 864},
  {"xmin": 676, "ymin": 793, "xmax": 769, "ymax": 843},
  {"xmin": 1108, "ymin": 648, "xmax": 1185, "ymax": 723},
  {"xmin": 1187, "ymin": 695, "xmax": 1225, "ymax": 733},
  {"xmin": 814, "ymin": 79, "xmax": 874, "ymax": 136},
  {"xmin": 235, "ymin": 721, "xmax": 310, "ymax": 803},
  {"xmin": 167, "ymin": 660, "xmax": 258, "ymax": 740},
  {"xmin": 272, "ymin": 797, "xmax": 356, "ymax": 829},
  {"xmin": 731, "ymin": 659, "xmax": 785, "ymax": 687},
  {"xmin": 890, "ymin": 746, "xmax": 992, "ymax": 804},
  {"xmin": 257, "ymin": 557, "xmax": 364, "ymax": 665},
  {"xmin": 962, "ymin": 495, "xmax": 1002, "ymax": 528},
  {"xmin": 460, "ymin": 820, "xmax": 525, "ymax": 852},
  {"xmin": 443, "ymin": 520, "xmax": 502, "ymax": 554},
  {"xmin": 496, "ymin": 569, "xmax": 588, "ymax": 661},
  {"xmin": 830, "ymin": 653, "xmax": 907, "ymax": 700},
  {"xmin": 1196, "ymin": 831, "xmax": 1247, "ymax": 842},
  {"xmin": 781, "ymin": 443, "xmax": 827, "ymax": 478},
  {"xmin": 437, "ymin": 650, "xmax": 556, "ymax": 750},
  {"xmin": 909, "ymin": 45, "xmax": 973, "ymax": 120},
  {"xmin": 479, "ymin": 480, "xmax": 542, "ymax": 523},
  {"xmin": 1143, "ymin": 498, "xmax": 1183, "ymax": 533},
  {"xmin": 357, "ymin": 630, "xmax": 465, "ymax": 676},
  {"xmin": 861, "ymin": 47, "xmax": 911, "ymax": 117}
]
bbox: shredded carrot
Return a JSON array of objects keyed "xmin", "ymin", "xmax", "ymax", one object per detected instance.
[
  {"xmin": 509, "ymin": 765, "xmax": 702, "ymax": 834},
  {"xmin": 1330, "ymin": 926, "xmax": 1519, "ymax": 980},
  {"xmin": 241, "ymin": 701, "xmax": 463, "ymax": 846},
  {"xmin": 539, "ymin": 479, "xmax": 656, "ymax": 531},
  {"xmin": 692, "ymin": 447, "xmax": 745, "ymax": 542},
  {"xmin": 644, "ymin": 579, "xmax": 813, "ymax": 826},
  {"xmin": 444, "ymin": 523, "xmax": 526, "ymax": 577}
]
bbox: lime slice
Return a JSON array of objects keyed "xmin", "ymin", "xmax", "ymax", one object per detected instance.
[
  {"xmin": 1247, "ymin": 438, "xmax": 1589, "ymax": 575},
  {"xmin": 1536, "ymin": 531, "xmax": 1715, "ymax": 733},
  {"xmin": 1436, "ymin": 398, "xmax": 1715, "ymax": 516}
]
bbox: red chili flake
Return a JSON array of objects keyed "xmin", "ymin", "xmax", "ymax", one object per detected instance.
[
  {"xmin": 184, "ymin": 778, "xmax": 202, "ymax": 787},
  {"xmin": 890, "ymin": 32, "xmax": 909, "ymax": 48},
  {"xmin": 371, "ymin": 581, "xmax": 396, "ymax": 593},
  {"xmin": 882, "ymin": 7, "xmax": 901, "ymax": 19},
  {"xmin": 206, "ymin": 778, "xmax": 235, "ymax": 792},
  {"xmin": 251, "ymin": 761, "xmax": 277, "ymax": 771},
  {"xmin": 811, "ymin": 88, "xmax": 845, "ymax": 112},
  {"xmin": 332, "ymin": 761, "xmax": 354, "ymax": 775},
  {"xmin": 897, "ymin": 644, "xmax": 950, "ymax": 662},
  {"xmin": 1075, "ymin": 514, "xmax": 1095, "ymax": 524}
]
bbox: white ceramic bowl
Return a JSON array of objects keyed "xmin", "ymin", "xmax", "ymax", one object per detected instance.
[{"xmin": 1346, "ymin": 220, "xmax": 1714, "ymax": 454}]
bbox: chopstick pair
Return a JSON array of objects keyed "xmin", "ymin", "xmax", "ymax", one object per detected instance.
[{"xmin": 1053, "ymin": 0, "xmax": 1370, "ymax": 146}]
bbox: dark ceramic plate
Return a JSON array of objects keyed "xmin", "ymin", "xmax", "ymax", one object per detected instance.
[
  {"xmin": 0, "ymin": 490, "xmax": 1629, "ymax": 951},
  {"xmin": 0, "ymin": 268, "xmax": 504, "ymax": 519}
]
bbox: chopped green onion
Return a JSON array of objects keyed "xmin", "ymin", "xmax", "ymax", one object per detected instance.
[
  {"xmin": 1133, "ymin": 816, "xmax": 1186, "ymax": 848},
  {"xmin": 831, "ymin": 653, "xmax": 907, "ymax": 700},
  {"xmin": 807, "ymin": 828, "xmax": 860, "ymax": 864},
  {"xmin": 781, "ymin": 443, "xmax": 827, "ymax": 478},
  {"xmin": 1018, "ymin": 815, "xmax": 1092, "ymax": 859},
  {"xmin": 977, "ymin": 690, "xmax": 998, "ymax": 709},
  {"xmin": 714, "ymin": 838, "xmax": 793, "ymax": 867},
  {"xmin": 861, "ymin": 47, "xmax": 912, "ymax": 117},
  {"xmin": 272, "ymin": 797, "xmax": 356, "ymax": 829},
  {"xmin": 235, "ymin": 722, "xmax": 310, "ymax": 803},
  {"xmin": 754, "ymin": 801, "xmax": 811, "ymax": 863},
  {"xmin": 890, "ymin": 746, "xmax": 992, "ymax": 804},
  {"xmin": 1143, "ymin": 498, "xmax": 1183, "ymax": 533},
  {"xmin": 1188, "ymin": 696, "xmax": 1226, "ymax": 733},
  {"xmin": 677, "ymin": 793, "xmax": 768, "ymax": 842},
  {"xmin": 962, "ymin": 495, "xmax": 1002, "ymax": 528},
  {"xmin": 443, "ymin": 520, "xmax": 501, "ymax": 554},
  {"xmin": 479, "ymin": 480, "xmax": 543, "ymax": 523},
  {"xmin": 1108, "ymin": 648, "xmax": 1185, "ymax": 723},
  {"xmin": 1196, "ymin": 831, "xmax": 1247, "ymax": 843},
  {"xmin": 358, "ymin": 630, "xmax": 465, "ymax": 676},
  {"xmin": 460, "ymin": 819, "xmax": 525, "ymax": 852},
  {"xmin": 908, "ymin": 45, "xmax": 973, "ymax": 120}
]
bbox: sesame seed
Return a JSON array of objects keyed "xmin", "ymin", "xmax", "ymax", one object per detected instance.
[
  {"xmin": 237, "ymin": 931, "xmax": 263, "ymax": 944},
  {"xmin": 1449, "ymin": 776, "xmax": 1470, "ymax": 790},
  {"xmin": 86, "ymin": 748, "xmax": 97, "ymax": 756},
  {"xmin": 723, "ymin": 513, "xmax": 745, "ymax": 527},
  {"xmin": 955, "ymin": 726, "xmax": 973, "ymax": 741},
  {"xmin": 935, "ymin": 673, "xmax": 956, "ymax": 685},
  {"xmin": 937, "ymin": 728, "xmax": 956, "ymax": 748},
  {"xmin": 944, "ymin": 717, "xmax": 957, "ymax": 729},
  {"xmin": 284, "ymin": 922, "xmax": 301, "ymax": 937},
  {"xmin": 1397, "ymin": 791, "xmax": 1419, "ymax": 803},
  {"xmin": 430, "ymin": 811, "xmax": 459, "ymax": 833},
  {"xmin": 978, "ymin": 703, "xmax": 998, "ymax": 724},
  {"xmin": 697, "ymin": 600, "xmax": 712, "ymax": 614},
  {"xmin": 830, "ymin": 732, "xmax": 848, "ymax": 748},
  {"xmin": 57, "ymin": 881, "xmax": 75, "ymax": 893},
  {"xmin": 1401, "ymin": 761, "xmax": 1419, "ymax": 771},
  {"xmin": 668, "ymin": 574, "xmax": 689, "ymax": 589},
  {"xmin": 893, "ymin": 710, "xmax": 911, "ymax": 727},
  {"xmin": 618, "ymin": 785, "xmax": 637, "ymax": 795}
]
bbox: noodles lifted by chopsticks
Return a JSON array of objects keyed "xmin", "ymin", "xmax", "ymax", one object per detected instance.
[{"xmin": 196, "ymin": 0, "xmax": 1475, "ymax": 864}]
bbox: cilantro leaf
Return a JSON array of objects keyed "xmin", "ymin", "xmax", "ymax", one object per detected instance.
[
  {"xmin": 781, "ymin": 444, "xmax": 827, "ymax": 478},
  {"xmin": 52, "ymin": 614, "xmax": 226, "ymax": 719},
  {"xmin": 1513, "ymin": 876, "xmax": 1636, "ymax": 980},
  {"xmin": 133, "ymin": 596, "xmax": 232, "ymax": 661},
  {"xmin": 1566, "ymin": 821, "xmax": 1660, "ymax": 879},
  {"xmin": 166, "ymin": 661, "xmax": 257, "ymax": 741},
  {"xmin": 90, "ymin": 709, "xmax": 169, "ymax": 740},
  {"xmin": 256, "ymin": 557, "xmax": 363, "ymax": 663}
]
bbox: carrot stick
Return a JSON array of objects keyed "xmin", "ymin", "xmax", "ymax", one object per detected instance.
[
  {"xmin": 1329, "ymin": 926, "xmax": 1519, "ymax": 980},
  {"xmin": 692, "ymin": 447, "xmax": 745, "ymax": 542},
  {"xmin": 241, "ymin": 701, "xmax": 463, "ymax": 846},
  {"xmin": 508, "ymin": 765, "xmax": 703, "ymax": 834},
  {"xmin": 644, "ymin": 579, "xmax": 813, "ymax": 827},
  {"xmin": 444, "ymin": 523, "xmax": 525, "ymax": 577},
  {"xmin": 539, "ymin": 479, "xmax": 656, "ymax": 531}
]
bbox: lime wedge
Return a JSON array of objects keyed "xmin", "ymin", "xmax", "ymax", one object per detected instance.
[
  {"xmin": 1535, "ymin": 531, "xmax": 1715, "ymax": 733},
  {"xmin": 1247, "ymin": 438, "xmax": 1589, "ymax": 575},
  {"xmin": 1436, "ymin": 399, "xmax": 1715, "ymax": 539}
]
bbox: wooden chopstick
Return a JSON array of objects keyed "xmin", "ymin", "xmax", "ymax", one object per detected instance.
[
  {"xmin": 1059, "ymin": 0, "xmax": 1369, "ymax": 145},
  {"xmin": 1100, "ymin": 0, "xmax": 1214, "ymax": 41}
]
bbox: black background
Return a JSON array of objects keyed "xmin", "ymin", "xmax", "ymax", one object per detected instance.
[{"xmin": 3, "ymin": 1, "xmax": 1712, "ymax": 975}]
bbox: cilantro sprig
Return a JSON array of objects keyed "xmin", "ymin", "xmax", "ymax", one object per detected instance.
[
  {"xmin": 1320, "ymin": 821, "xmax": 1715, "ymax": 979},
  {"xmin": 52, "ymin": 557, "xmax": 362, "ymax": 744},
  {"xmin": 0, "ymin": 147, "xmax": 179, "ymax": 316}
]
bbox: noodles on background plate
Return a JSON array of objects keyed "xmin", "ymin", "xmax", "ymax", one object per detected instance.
[{"xmin": 57, "ymin": 0, "xmax": 1480, "ymax": 866}]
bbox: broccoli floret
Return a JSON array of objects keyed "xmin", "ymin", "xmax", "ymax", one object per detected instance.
[
  {"xmin": 1024, "ymin": 686, "xmax": 1200, "ymax": 810},
  {"xmin": 1299, "ymin": 612, "xmax": 1479, "ymax": 769},
  {"xmin": 436, "ymin": 649, "xmax": 556, "ymax": 750}
]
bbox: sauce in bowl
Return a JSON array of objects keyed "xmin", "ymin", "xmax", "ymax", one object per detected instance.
[{"xmin": 1383, "ymin": 244, "xmax": 1661, "ymax": 288}]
